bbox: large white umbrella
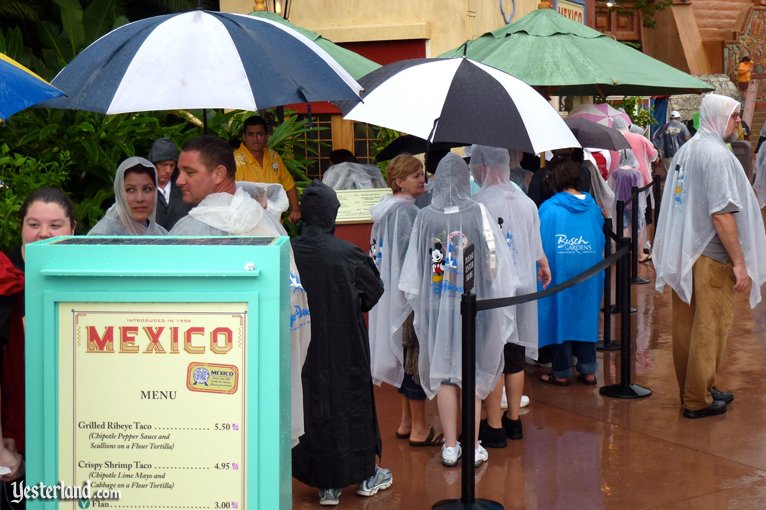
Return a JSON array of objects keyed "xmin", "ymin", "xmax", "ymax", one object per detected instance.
[
  {"xmin": 40, "ymin": 10, "xmax": 362, "ymax": 114},
  {"xmin": 343, "ymin": 57, "xmax": 579, "ymax": 154}
]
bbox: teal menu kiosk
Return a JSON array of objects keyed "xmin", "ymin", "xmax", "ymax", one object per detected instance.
[{"xmin": 24, "ymin": 237, "xmax": 291, "ymax": 509}]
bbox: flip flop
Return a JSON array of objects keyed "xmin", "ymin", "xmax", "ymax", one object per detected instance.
[
  {"xmin": 409, "ymin": 426, "xmax": 444, "ymax": 447},
  {"xmin": 395, "ymin": 430, "xmax": 411, "ymax": 439},
  {"xmin": 539, "ymin": 373, "xmax": 571, "ymax": 386},
  {"xmin": 578, "ymin": 373, "xmax": 598, "ymax": 385}
]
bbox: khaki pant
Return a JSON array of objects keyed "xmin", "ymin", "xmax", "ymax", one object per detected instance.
[{"xmin": 671, "ymin": 256, "xmax": 735, "ymax": 410}]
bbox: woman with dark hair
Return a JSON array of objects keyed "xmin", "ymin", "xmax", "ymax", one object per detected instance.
[
  {"xmin": 537, "ymin": 158, "xmax": 605, "ymax": 386},
  {"xmin": 88, "ymin": 157, "xmax": 167, "ymax": 235},
  {"xmin": 1, "ymin": 187, "xmax": 76, "ymax": 462}
]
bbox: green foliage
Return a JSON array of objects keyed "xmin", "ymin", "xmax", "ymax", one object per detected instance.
[
  {"xmin": 0, "ymin": 108, "xmax": 195, "ymax": 232},
  {"xmin": 620, "ymin": 96, "xmax": 656, "ymax": 128},
  {"xmin": 372, "ymin": 127, "xmax": 401, "ymax": 181},
  {"xmin": 0, "ymin": 144, "xmax": 71, "ymax": 251},
  {"xmin": 615, "ymin": 0, "xmax": 672, "ymax": 29}
]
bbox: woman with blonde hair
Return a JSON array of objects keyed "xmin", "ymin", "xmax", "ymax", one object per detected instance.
[{"xmin": 369, "ymin": 154, "xmax": 442, "ymax": 446}]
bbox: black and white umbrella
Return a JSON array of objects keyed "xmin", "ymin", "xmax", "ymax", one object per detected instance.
[
  {"xmin": 343, "ymin": 57, "xmax": 578, "ymax": 154},
  {"xmin": 41, "ymin": 10, "xmax": 362, "ymax": 114}
]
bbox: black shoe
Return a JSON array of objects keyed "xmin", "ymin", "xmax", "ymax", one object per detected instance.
[
  {"xmin": 682, "ymin": 400, "xmax": 727, "ymax": 419},
  {"xmin": 711, "ymin": 387, "xmax": 734, "ymax": 404},
  {"xmin": 501, "ymin": 412, "xmax": 523, "ymax": 440},
  {"xmin": 478, "ymin": 419, "xmax": 507, "ymax": 448}
]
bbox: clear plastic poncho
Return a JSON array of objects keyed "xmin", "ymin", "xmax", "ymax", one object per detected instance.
[
  {"xmin": 398, "ymin": 153, "xmax": 520, "ymax": 399},
  {"xmin": 470, "ymin": 145, "xmax": 541, "ymax": 358},
  {"xmin": 169, "ymin": 186, "xmax": 311, "ymax": 445},
  {"xmin": 88, "ymin": 157, "xmax": 168, "ymax": 236},
  {"xmin": 608, "ymin": 149, "xmax": 646, "ymax": 232},
  {"xmin": 583, "ymin": 149, "xmax": 615, "ymax": 219},
  {"xmin": 654, "ymin": 93, "xmax": 766, "ymax": 307},
  {"xmin": 754, "ymin": 146, "xmax": 766, "ymax": 208},
  {"xmin": 368, "ymin": 193, "xmax": 418, "ymax": 387},
  {"xmin": 321, "ymin": 162, "xmax": 388, "ymax": 190}
]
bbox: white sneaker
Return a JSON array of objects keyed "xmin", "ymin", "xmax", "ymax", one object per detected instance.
[
  {"xmin": 441, "ymin": 442, "xmax": 462, "ymax": 467},
  {"xmin": 502, "ymin": 389, "xmax": 529, "ymax": 409},
  {"xmin": 474, "ymin": 443, "xmax": 489, "ymax": 467}
]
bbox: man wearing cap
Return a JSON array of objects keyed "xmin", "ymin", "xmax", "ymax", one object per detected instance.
[
  {"xmin": 652, "ymin": 111, "xmax": 691, "ymax": 179},
  {"xmin": 234, "ymin": 115, "xmax": 302, "ymax": 222},
  {"xmin": 148, "ymin": 138, "xmax": 191, "ymax": 230}
]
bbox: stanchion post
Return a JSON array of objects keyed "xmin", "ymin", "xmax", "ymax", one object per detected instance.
[
  {"xmin": 653, "ymin": 176, "xmax": 662, "ymax": 227},
  {"xmin": 599, "ymin": 218, "xmax": 619, "ymax": 351},
  {"xmin": 433, "ymin": 249, "xmax": 503, "ymax": 510},
  {"xmin": 599, "ymin": 237, "xmax": 652, "ymax": 400}
]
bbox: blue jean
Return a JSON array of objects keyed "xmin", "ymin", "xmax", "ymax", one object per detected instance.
[{"xmin": 552, "ymin": 341, "xmax": 597, "ymax": 379}]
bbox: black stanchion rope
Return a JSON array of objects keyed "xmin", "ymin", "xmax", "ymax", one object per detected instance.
[{"xmin": 477, "ymin": 245, "xmax": 629, "ymax": 311}]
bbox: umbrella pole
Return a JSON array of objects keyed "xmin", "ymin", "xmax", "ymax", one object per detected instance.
[{"xmin": 203, "ymin": 108, "xmax": 208, "ymax": 135}]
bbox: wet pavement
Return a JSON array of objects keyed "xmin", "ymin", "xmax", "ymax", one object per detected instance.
[{"xmin": 293, "ymin": 262, "xmax": 766, "ymax": 509}]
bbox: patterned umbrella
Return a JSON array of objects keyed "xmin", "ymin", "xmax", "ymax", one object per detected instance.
[
  {"xmin": 0, "ymin": 52, "xmax": 63, "ymax": 121},
  {"xmin": 40, "ymin": 10, "xmax": 362, "ymax": 114},
  {"xmin": 568, "ymin": 103, "xmax": 631, "ymax": 128}
]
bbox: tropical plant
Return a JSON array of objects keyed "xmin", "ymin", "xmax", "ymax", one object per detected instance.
[
  {"xmin": 620, "ymin": 96, "xmax": 656, "ymax": 128},
  {"xmin": 0, "ymin": 144, "xmax": 71, "ymax": 250},
  {"xmin": 0, "ymin": 107, "xmax": 196, "ymax": 231}
]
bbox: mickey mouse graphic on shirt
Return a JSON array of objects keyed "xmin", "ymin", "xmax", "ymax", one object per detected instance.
[{"xmin": 430, "ymin": 242, "xmax": 444, "ymax": 283}]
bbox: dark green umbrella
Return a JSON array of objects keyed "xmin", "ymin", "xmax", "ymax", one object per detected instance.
[
  {"xmin": 250, "ymin": 10, "xmax": 380, "ymax": 80},
  {"xmin": 440, "ymin": 8, "xmax": 713, "ymax": 96}
]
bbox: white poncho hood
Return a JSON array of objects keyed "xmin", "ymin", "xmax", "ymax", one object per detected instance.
[
  {"xmin": 88, "ymin": 157, "xmax": 167, "ymax": 236},
  {"xmin": 654, "ymin": 93, "xmax": 766, "ymax": 307},
  {"xmin": 470, "ymin": 144, "xmax": 542, "ymax": 355}
]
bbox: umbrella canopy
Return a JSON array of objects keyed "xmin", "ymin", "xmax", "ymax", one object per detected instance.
[
  {"xmin": 440, "ymin": 8, "xmax": 714, "ymax": 96},
  {"xmin": 375, "ymin": 134, "xmax": 463, "ymax": 162},
  {"xmin": 568, "ymin": 103, "xmax": 631, "ymax": 127},
  {"xmin": 343, "ymin": 57, "xmax": 579, "ymax": 154},
  {"xmin": 40, "ymin": 10, "xmax": 362, "ymax": 114},
  {"xmin": 249, "ymin": 10, "xmax": 380, "ymax": 80},
  {"xmin": 564, "ymin": 117, "xmax": 630, "ymax": 150},
  {"xmin": 0, "ymin": 52, "xmax": 63, "ymax": 121}
]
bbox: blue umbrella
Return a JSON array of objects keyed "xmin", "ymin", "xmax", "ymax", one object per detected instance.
[
  {"xmin": 0, "ymin": 52, "xmax": 63, "ymax": 121},
  {"xmin": 40, "ymin": 10, "xmax": 362, "ymax": 114}
]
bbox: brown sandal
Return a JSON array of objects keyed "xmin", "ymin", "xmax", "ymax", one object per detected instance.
[
  {"xmin": 539, "ymin": 373, "xmax": 571, "ymax": 386},
  {"xmin": 409, "ymin": 426, "xmax": 444, "ymax": 447}
]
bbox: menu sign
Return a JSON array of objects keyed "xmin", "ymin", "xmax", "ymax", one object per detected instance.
[
  {"xmin": 57, "ymin": 302, "xmax": 248, "ymax": 509},
  {"xmin": 335, "ymin": 188, "xmax": 392, "ymax": 224}
]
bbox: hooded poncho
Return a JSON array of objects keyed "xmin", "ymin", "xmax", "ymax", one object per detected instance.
[
  {"xmin": 88, "ymin": 157, "xmax": 168, "ymax": 236},
  {"xmin": 754, "ymin": 146, "xmax": 766, "ymax": 208},
  {"xmin": 470, "ymin": 144, "xmax": 542, "ymax": 356},
  {"xmin": 612, "ymin": 117, "xmax": 657, "ymax": 186},
  {"xmin": 608, "ymin": 149, "xmax": 645, "ymax": 230},
  {"xmin": 291, "ymin": 180, "xmax": 384, "ymax": 489},
  {"xmin": 399, "ymin": 153, "xmax": 519, "ymax": 399},
  {"xmin": 368, "ymin": 193, "xmax": 418, "ymax": 387},
  {"xmin": 538, "ymin": 191, "xmax": 605, "ymax": 346},
  {"xmin": 654, "ymin": 93, "xmax": 766, "ymax": 308},
  {"xmin": 168, "ymin": 185, "xmax": 310, "ymax": 446},
  {"xmin": 321, "ymin": 162, "xmax": 388, "ymax": 190}
]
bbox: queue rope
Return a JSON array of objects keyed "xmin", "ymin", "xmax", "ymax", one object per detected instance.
[{"xmin": 476, "ymin": 244, "xmax": 628, "ymax": 311}]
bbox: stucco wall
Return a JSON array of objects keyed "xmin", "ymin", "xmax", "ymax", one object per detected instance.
[{"xmin": 221, "ymin": 0, "xmax": 542, "ymax": 57}]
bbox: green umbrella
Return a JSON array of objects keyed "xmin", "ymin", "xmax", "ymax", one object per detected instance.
[
  {"xmin": 250, "ymin": 10, "xmax": 380, "ymax": 80},
  {"xmin": 440, "ymin": 8, "xmax": 713, "ymax": 96}
]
